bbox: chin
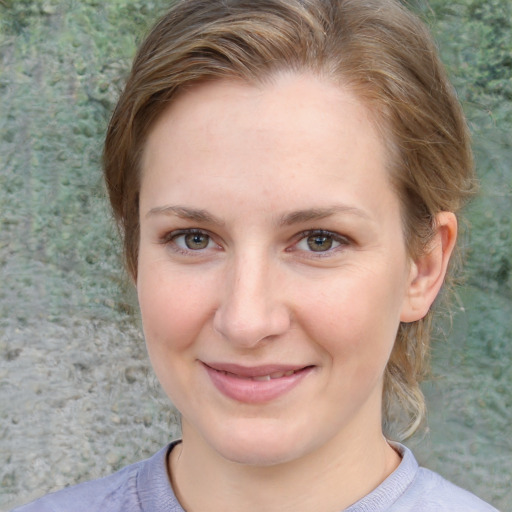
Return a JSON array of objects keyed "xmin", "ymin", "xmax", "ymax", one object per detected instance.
[{"xmin": 203, "ymin": 420, "xmax": 314, "ymax": 467}]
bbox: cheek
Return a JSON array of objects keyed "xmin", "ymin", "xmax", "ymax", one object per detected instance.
[
  {"xmin": 136, "ymin": 265, "xmax": 213, "ymax": 407},
  {"xmin": 137, "ymin": 264, "xmax": 211, "ymax": 354},
  {"xmin": 294, "ymin": 270, "xmax": 402, "ymax": 363}
]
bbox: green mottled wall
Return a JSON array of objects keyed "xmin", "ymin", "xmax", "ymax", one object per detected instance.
[{"xmin": 0, "ymin": 0, "xmax": 510, "ymax": 509}]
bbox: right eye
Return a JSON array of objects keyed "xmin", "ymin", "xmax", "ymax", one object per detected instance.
[
  {"xmin": 165, "ymin": 229, "xmax": 216, "ymax": 252},
  {"xmin": 163, "ymin": 229, "xmax": 219, "ymax": 255},
  {"xmin": 176, "ymin": 232, "xmax": 212, "ymax": 250}
]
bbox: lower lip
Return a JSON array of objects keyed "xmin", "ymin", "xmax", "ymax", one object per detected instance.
[{"xmin": 203, "ymin": 365, "xmax": 313, "ymax": 404}]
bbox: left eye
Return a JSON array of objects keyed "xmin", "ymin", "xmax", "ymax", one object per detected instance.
[{"xmin": 295, "ymin": 231, "xmax": 345, "ymax": 253}]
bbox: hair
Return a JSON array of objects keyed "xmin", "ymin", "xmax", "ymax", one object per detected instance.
[{"xmin": 103, "ymin": 0, "xmax": 477, "ymax": 439}]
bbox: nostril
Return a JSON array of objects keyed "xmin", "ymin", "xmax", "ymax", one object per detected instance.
[
  {"xmin": 212, "ymin": 261, "xmax": 291, "ymax": 346},
  {"xmin": 212, "ymin": 301, "xmax": 290, "ymax": 347}
]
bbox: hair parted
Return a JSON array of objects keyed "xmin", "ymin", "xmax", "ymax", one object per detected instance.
[{"xmin": 103, "ymin": 0, "xmax": 477, "ymax": 439}]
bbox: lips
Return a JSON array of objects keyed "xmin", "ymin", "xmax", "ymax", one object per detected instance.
[
  {"xmin": 246, "ymin": 369, "xmax": 296, "ymax": 381},
  {"xmin": 213, "ymin": 367, "xmax": 299, "ymax": 381},
  {"xmin": 202, "ymin": 362, "xmax": 313, "ymax": 403}
]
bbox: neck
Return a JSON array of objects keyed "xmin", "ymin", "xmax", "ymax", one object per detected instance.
[{"xmin": 169, "ymin": 411, "xmax": 401, "ymax": 512}]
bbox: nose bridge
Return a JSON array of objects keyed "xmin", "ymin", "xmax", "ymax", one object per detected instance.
[{"xmin": 213, "ymin": 246, "xmax": 289, "ymax": 346}]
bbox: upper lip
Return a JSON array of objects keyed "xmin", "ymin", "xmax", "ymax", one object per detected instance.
[{"xmin": 202, "ymin": 362, "xmax": 311, "ymax": 378}]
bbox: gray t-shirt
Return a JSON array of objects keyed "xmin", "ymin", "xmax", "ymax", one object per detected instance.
[{"xmin": 12, "ymin": 441, "xmax": 499, "ymax": 511}]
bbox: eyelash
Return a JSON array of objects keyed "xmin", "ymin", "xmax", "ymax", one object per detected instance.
[
  {"xmin": 160, "ymin": 228, "xmax": 351, "ymax": 257},
  {"xmin": 160, "ymin": 229, "xmax": 218, "ymax": 256},
  {"xmin": 290, "ymin": 229, "xmax": 351, "ymax": 257}
]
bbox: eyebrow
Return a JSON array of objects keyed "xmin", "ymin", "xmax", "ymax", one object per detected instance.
[
  {"xmin": 278, "ymin": 205, "xmax": 371, "ymax": 226},
  {"xmin": 146, "ymin": 204, "xmax": 370, "ymax": 226},
  {"xmin": 146, "ymin": 205, "xmax": 225, "ymax": 226}
]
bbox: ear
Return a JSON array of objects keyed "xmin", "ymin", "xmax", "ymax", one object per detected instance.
[{"xmin": 400, "ymin": 212, "xmax": 458, "ymax": 323}]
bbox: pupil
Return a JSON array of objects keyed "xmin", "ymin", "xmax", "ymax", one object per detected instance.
[
  {"xmin": 307, "ymin": 235, "xmax": 332, "ymax": 252},
  {"xmin": 185, "ymin": 233, "xmax": 209, "ymax": 250}
]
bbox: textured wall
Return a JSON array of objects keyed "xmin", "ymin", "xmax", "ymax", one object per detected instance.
[{"xmin": 0, "ymin": 0, "xmax": 510, "ymax": 509}]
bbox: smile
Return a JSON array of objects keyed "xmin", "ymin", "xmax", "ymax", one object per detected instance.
[
  {"xmin": 220, "ymin": 369, "xmax": 297, "ymax": 381},
  {"xmin": 202, "ymin": 363, "xmax": 313, "ymax": 404}
]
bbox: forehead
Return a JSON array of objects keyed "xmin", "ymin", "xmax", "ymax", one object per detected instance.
[
  {"xmin": 140, "ymin": 73, "xmax": 395, "ymax": 218},
  {"xmin": 142, "ymin": 73, "xmax": 387, "ymax": 161}
]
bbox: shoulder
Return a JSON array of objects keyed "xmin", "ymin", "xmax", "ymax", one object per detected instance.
[
  {"xmin": 10, "ymin": 461, "xmax": 141, "ymax": 512},
  {"xmin": 10, "ymin": 457, "xmax": 149, "ymax": 512},
  {"xmin": 402, "ymin": 466, "xmax": 500, "ymax": 512},
  {"xmin": 390, "ymin": 444, "xmax": 500, "ymax": 512},
  {"xmin": 10, "ymin": 443, "xmax": 182, "ymax": 512}
]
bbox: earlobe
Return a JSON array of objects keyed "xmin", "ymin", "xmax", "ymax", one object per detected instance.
[{"xmin": 400, "ymin": 212, "xmax": 458, "ymax": 323}]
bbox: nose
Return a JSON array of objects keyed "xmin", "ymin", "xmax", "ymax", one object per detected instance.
[{"xmin": 213, "ymin": 252, "xmax": 291, "ymax": 348}]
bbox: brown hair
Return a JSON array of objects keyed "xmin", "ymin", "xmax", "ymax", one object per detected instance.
[{"xmin": 103, "ymin": 0, "xmax": 476, "ymax": 439}]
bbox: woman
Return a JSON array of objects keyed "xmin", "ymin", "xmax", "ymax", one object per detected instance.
[{"xmin": 14, "ymin": 0, "xmax": 498, "ymax": 510}]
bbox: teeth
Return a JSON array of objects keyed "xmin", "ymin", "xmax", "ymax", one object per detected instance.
[
  {"xmin": 252, "ymin": 375, "xmax": 271, "ymax": 381},
  {"xmin": 252, "ymin": 370, "xmax": 296, "ymax": 381},
  {"xmin": 216, "ymin": 368, "xmax": 300, "ymax": 380}
]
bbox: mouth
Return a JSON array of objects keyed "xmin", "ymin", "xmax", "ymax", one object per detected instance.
[
  {"xmin": 239, "ymin": 369, "xmax": 298, "ymax": 381},
  {"xmin": 203, "ymin": 362, "xmax": 311, "ymax": 378},
  {"xmin": 202, "ymin": 362, "xmax": 314, "ymax": 403}
]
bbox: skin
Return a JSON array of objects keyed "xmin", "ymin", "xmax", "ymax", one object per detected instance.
[{"xmin": 137, "ymin": 73, "xmax": 457, "ymax": 512}]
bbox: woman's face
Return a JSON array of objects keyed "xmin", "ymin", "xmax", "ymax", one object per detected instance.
[{"xmin": 137, "ymin": 74, "xmax": 419, "ymax": 466}]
